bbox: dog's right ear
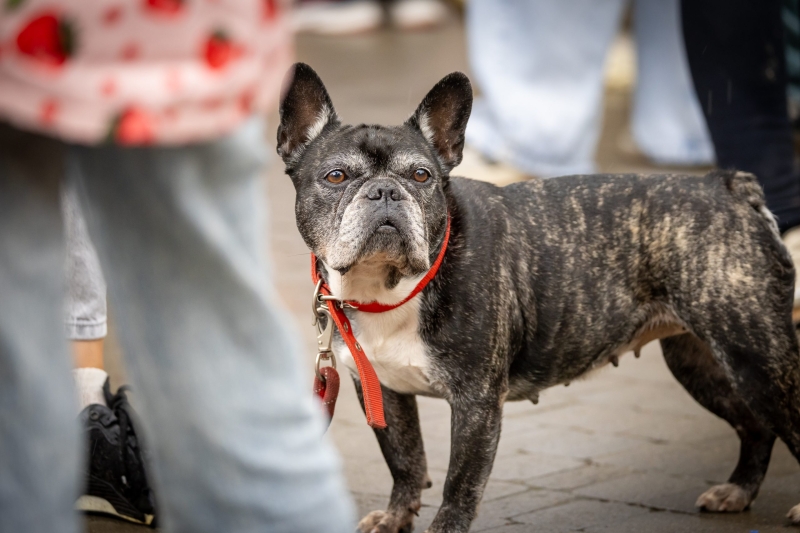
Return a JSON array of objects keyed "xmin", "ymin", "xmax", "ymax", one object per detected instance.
[
  {"xmin": 406, "ymin": 72, "xmax": 472, "ymax": 172},
  {"xmin": 277, "ymin": 63, "xmax": 339, "ymax": 165}
]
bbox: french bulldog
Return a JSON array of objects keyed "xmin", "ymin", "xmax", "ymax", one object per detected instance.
[{"xmin": 277, "ymin": 62, "xmax": 800, "ymax": 532}]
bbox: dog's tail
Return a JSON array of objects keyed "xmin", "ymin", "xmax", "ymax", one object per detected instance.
[
  {"xmin": 722, "ymin": 170, "xmax": 781, "ymax": 238},
  {"xmin": 721, "ymin": 170, "xmax": 794, "ymax": 285}
]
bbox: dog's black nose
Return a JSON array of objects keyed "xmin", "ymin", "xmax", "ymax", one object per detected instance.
[{"xmin": 366, "ymin": 184, "xmax": 402, "ymax": 202}]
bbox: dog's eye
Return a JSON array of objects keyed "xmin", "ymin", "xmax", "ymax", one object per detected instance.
[
  {"xmin": 413, "ymin": 168, "xmax": 430, "ymax": 183},
  {"xmin": 326, "ymin": 170, "xmax": 346, "ymax": 184}
]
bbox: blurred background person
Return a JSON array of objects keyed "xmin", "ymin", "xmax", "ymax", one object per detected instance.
[
  {"xmin": 784, "ymin": 0, "xmax": 800, "ymax": 128},
  {"xmin": 682, "ymin": 0, "xmax": 800, "ymax": 233},
  {"xmin": 0, "ymin": 2, "xmax": 354, "ymax": 532},
  {"xmin": 292, "ymin": 0, "xmax": 450, "ymax": 35},
  {"xmin": 681, "ymin": 0, "xmax": 800, "ymax": 317},
  {"xmin": 464, "ymin": 0, "xmax": 714, "ymax": 179}
]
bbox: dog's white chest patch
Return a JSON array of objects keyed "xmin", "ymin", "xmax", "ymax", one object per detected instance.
[
  {"xmin": 323, "ymin": 260, "xmax": 437, "ymax": 396},
  {"xmin": 332, "ymin": 296, "xmax": 435, "ymax": 396}
]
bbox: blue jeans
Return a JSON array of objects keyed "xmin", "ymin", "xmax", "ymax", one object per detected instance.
[
  {"xmin": 0, "ymin": 119, "xmax": 354, "ymax": 532},
  {"xmin": 466, "ymin": 0, "xmax": 714, "ymax": 177}
]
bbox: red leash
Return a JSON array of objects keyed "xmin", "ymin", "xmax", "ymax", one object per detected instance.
[{"xmin": 311, "ymin": 217, "xmax": 451, "ymax": 429}]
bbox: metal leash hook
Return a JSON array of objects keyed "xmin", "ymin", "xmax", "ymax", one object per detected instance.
[
  {"xmin": 312, "ymin": 279, "xmax": 337, "ymax": 381},
  {"xmin": 311, "ymin": 279, "xmax": 341, "ymax": 429},
  {"xmin": 315, "ymin": 350, "xmax": 337, "ymax": 382}
]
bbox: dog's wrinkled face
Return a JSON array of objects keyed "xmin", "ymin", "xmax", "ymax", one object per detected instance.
[{"xmin": 277, "ymin": 63, "xmax": 472, "ymax": 277}]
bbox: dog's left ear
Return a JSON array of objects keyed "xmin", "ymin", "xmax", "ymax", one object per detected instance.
[
  {"xmin": 406, "ymin": 72, "xmax": 473, "ymax": 171},
  {"xmin": 277, "ymin": 63, "xmax": 339, "ymax": 165}
]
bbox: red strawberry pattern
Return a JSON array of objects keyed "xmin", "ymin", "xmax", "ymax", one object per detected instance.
[
  {"xmin": 103, "ymin": 6, "xmax": 123, "ymax": 25},
  {"xmin": 144, "ymin": 0, "xmax": 184, "ymax": 16},
  {"xmin": 121, "ymin": 42, "xmax": 140, "ymax": 61},
  {"xmin": 0, "ymin": 1, "xmax": 292, "ymax": 144},
  {"xmin": 239, "ymin": 88, "xmax": 255, "ymax": 114},
  {"xmin": 203, "ymin": 30, "xmax": 242, "ymax": 70},
  {"xmin": 162, "ymin": 106, "xmax": 179, "ymax": 121},
  {"xmin": 39, "ymin": 98, "xmax": 59, "ymax": 124},
  {"xmin": 262, "ymin": 0, "xmax": 278, "ymax": 22},
  {"xmin": 113, "ymin": 107, "xmax": 156, "ymax": 145},
  {"xmin": 16, "ymin": 12, "xmax": 75, "ymax": 67}
]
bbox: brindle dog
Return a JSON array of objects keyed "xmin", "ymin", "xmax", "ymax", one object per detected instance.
[{"xmin": 277, "ymin": 63, "xmax": 800, "ymax": 532}]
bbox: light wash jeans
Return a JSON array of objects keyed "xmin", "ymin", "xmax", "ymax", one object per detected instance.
[
  {"xmin": 62, "ymin": 184, "xmax": 107, "ymax": 341},
  {"xmin": 466, "ymin": 0, "xmax": 714, "ymax": 177},
  {"xmin": 0, "ymin": 119, "xmax": 354, "ymax": 533}
]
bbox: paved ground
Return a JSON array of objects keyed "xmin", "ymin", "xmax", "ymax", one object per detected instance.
[{"xmin": 89, "ymin": 21, "xmax": 800, "ymax": 533}]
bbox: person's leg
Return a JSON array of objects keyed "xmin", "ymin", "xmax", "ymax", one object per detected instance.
[
  {"xmin": 62, "ymin": 183, "xmax": 109, "ymax": 407},
  {"xmin": 68, "ymin": 117, "xmax": 354, "ymax": 533},
  {"xmin": 631, "ymin": 0, "xmax": 715, "ymax": 166},
  {"xmin": 0, "ymin": 123, "xmax": 81, "ymax": 533},
  {"xmin": 71, "ymin": 339, "xmax": 104, "ymax": 369},
  {"xmin": 681, "ymin": 0, "xmax": 800, "ymax": 232},
  {"xmin": 63, "ymin": 183, "xmax": 107, "ymax": 349},
  {"xmin": 465, "ymin": 0, "xmax": 627, "ymax": 177}
]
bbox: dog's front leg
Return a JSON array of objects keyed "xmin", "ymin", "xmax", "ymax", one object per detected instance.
[
  {"xmin": 353, "ymin": 378, "xmax": 429, "ymax": 533},
  {"xmin": 427, "ymin": 394, "xmax": 503, "ymax": 533}
]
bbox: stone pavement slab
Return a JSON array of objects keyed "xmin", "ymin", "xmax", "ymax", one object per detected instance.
[{"xmin": 512, "ymin": 499, "xmax": 654, "ymax": 533}]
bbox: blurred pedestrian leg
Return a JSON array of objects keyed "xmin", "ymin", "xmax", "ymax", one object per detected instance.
[
  {"xmin": 466, "ymin": 0, "xmax": 623, "ymax": 177},
  {"xmin": 0, "ymin": 124, "xmax": 82, "ymax": 533},
  {"xmin": 62, "ymin": 183, "xmax": 107, "ymax": 346},
  {"xmin": 682, "ymin": 0, "xmax": 800, "ymax": 233},
  {"xmin": 63, "ymin": 182, "xmax": 110, "ymax": 411},
  {"xmin": 67, "ymin": 117, "xmax": 355, "ymax": 532},
  {"xmin": 631, "ymin": 0, "xmax": 714, "ymax": 166},
  {"xmin": 466, "ymin": 0, "xmax": 712, "ymax": 177}
]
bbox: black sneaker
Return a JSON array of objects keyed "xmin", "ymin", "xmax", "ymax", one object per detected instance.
[{"xmin": 76, "ymin": 379, "xmax": 157, "ymax": 526}]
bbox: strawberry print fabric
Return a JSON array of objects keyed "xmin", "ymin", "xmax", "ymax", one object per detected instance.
[{"xmin": 0, "ymin": 0, "xmax": 292, "ymax": 145}]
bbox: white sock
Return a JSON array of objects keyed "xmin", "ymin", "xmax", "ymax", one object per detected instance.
[{"xmin": 73, "ymin": 368, "xmax": 108, "ymax": 410}]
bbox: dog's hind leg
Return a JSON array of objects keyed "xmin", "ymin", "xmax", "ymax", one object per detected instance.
[
  {"xmin": 693, "ymin": 312, "xmax": 800, "ymax": 523},
  {"xmin": 352, "ymin": 378, "xmax": 429, "ymax": 533},
  {"xmin": 661, "ymin": 333, "xmax": 776, "ymax": 512}
]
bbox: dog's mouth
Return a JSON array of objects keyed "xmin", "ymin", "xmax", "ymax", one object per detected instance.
[
  {"xmin": 377, "ymin": 219, "xmax": 399, "ymax": 233},
  {"xmin": 322, "ymin": 208, "xmax": 431, "ymax": 276},
  {"xmin": 342, "ymin": 215, "xmax": 420, "ymax": 272}
]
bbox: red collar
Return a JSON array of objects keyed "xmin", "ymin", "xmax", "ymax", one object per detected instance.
[{"xmin": 309, "ymin": 217, "xmax": 451, "ymax": 429}]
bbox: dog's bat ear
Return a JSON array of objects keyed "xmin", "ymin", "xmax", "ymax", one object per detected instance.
[
  {"xmin": 277, "ymin": 63, "xmax": 339, "ymax": 165},
  {"xmin": 406, "ymin": 72, "xmax": 472, "ymax": 171}
]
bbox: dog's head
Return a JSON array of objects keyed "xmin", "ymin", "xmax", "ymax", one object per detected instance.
[{"xmin": 277, "ymin": 63, "xmax": 472, "ymax": 277}]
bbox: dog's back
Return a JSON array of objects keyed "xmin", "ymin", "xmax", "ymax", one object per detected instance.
[{"xmin": 444, "ymin": 170, "xmax": 795, "ymax": 391}]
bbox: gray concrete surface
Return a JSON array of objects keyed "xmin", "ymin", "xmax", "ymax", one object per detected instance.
[{"xmin": 90, "ymin": 21, "xmax": 800, "ymax": 533}]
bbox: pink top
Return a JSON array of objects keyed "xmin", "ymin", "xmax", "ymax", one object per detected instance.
[{"xmin": 0, "ymin": 0, "xmax": 292, "ymax": 145}]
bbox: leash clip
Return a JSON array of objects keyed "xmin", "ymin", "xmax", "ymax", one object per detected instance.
[
  {"xmin": 314, "ymin": 310, "xmax": 337, "ymax": 381},
  {"xmin": 312, "ymin": 279, "xmax": 337, "ymax": 381},
  {"xmin": 315, "ymin": 306, "xmax": 335, "ymax": 355},
  {"xmin": 315, "ymin": 351, "xmax": 337, "ymax": 382},
  {"xmin": 314, "ymin": 314, "xmax": 336, "ymax": 383}
]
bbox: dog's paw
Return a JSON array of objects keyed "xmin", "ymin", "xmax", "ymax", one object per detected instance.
[
  {"xmin": 357, "ymin": 510, "xmax": 389, "ymax": 533},
  {"xmin": 357, "ymin": 510, "xmax": 413, "ymax": 533},
  {"xmin": 786, "ymin": 503, "xmax": 800, "ymax": 524},
  {"xmin": 695, "ymin": 483, "xmax": 751, "ymax": 512}
]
